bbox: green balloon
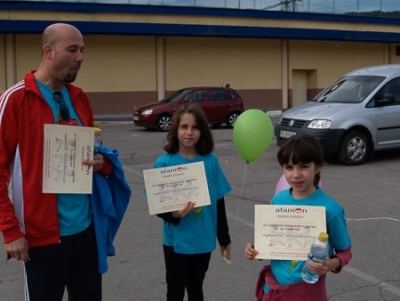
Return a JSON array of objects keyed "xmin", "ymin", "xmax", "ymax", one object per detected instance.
[{"xmin": 233, "ymin": 109, "xmax": 274, "ymax": 162}]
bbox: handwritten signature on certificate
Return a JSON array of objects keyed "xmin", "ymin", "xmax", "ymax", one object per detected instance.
[
  {"xmin": 254, "ymin": 205, "xmax": 326, "ymax": 260},
  {"xmin": 143, "ymin": 162, "xmax": 211, "ymax": 215},
  {"xmin": 42, "ymin": 124, "xmax": 93, "ymax": 194}
]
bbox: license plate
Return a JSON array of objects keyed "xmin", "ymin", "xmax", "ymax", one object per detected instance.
[
  {"xmin": 280, "ymin": 130, "xmax": 296, "ymax": 138},
  {"xmin": 133, "ymin": 116, "xmax": 139, "ymax": 121}
]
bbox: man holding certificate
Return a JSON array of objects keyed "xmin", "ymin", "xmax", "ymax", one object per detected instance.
[
  {"xmin": 244, "ymin": 135, "xmax": 352, "ymax": 301},
  {"xmin": 0, "ymin": 23, "xmax": 130, "ymax": 301}
]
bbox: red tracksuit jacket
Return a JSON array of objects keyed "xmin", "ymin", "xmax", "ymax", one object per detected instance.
[{"xmin": 0, "ymin": 70, "xmax": 94, "ymax": 248}]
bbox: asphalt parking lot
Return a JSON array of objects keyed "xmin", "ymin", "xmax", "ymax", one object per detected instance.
[{"xmin": 1, "ymin": 121, "xmax": 400, "ymax": 301}]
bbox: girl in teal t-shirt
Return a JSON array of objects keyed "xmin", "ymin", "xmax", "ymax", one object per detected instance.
[
  {"xmin": 154, "ymin": 103, "xmax": 232, "ymax": 301},
  {"xmin": 245, "ymin": 134, "xmax": 352, "ymax": 301}
]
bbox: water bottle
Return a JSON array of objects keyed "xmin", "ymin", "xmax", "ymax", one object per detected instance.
[{"xmin": 301, "ymin": 232, "xmax": 329, "ymax": 284}]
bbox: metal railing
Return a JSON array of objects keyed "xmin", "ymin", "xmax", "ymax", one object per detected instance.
[{"xmin": 6, "ymin": 0, "xmax": 400, "ymax": 17}]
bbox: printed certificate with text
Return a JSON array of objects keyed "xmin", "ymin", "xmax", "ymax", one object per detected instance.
[
  {"xmin": 42, "ymin": 124, "xmax": 94, "ymax": 194},
  {"xmin": 254, "ymin": 205, "xmax": 326, "ymax": 260},
  {"xmin": 143, "ymin": 161, "xmax": 211, "ymax": 215}
]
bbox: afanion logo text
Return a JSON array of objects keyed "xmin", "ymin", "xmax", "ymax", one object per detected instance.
[
  {"xmin": 160, "ymin": 166, "xmax": 188, "ymax": 174},
  {"xmin": 275, "ymin": 207, "xmax": 307, "ymax": 213}
]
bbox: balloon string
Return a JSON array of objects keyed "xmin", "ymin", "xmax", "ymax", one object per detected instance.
[{"xmin": 230, "ymin": 161, "xmax": 248, "ymax": 240}]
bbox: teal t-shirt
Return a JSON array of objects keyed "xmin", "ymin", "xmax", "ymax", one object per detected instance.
[
  {"xmin": 154, "ymin": 152, "xmax": 231, "ymax": 254},
  {"xmin": 37, "ymin": 80, "xmax": 91, "ymax": 236},
  {"xmin": 264, "ymin": 187, "xmax": 351, "ymax": 292}
]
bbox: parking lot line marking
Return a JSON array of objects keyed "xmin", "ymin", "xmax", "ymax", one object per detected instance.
[
  {"xmin": 123, "ymin": 166, "xmax": 144, "ymax": 178},
  {"xmin": 344, "ymin": 265, "xmax": 400, "ymax": 297},
  {"xmin": 227, "ymin": 211, "xmax": 254, "ymax": 228},
  {"xmin": 347, "ymin": 217, "xmax": 399, "ymax": 222}
]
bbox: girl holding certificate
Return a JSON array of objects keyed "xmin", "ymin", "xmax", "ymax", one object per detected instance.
[
  {"xmin": 244, "ymin": 134, "xmax": 352, "ymax": 301},
  {"xmin": 154, "ymin": 103, "xmax": 232, "ymax": 301}
]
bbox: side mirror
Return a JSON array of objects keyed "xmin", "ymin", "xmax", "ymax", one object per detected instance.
[{"xmin": 376, "ymin": 93, "xmax": 394, "ymax": 106}]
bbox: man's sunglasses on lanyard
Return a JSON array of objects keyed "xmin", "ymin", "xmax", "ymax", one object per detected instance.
[{"xmin": 53, "ymin": 91, "xmax": 78, "ymax": 126}]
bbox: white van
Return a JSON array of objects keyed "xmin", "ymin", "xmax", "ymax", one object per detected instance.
[{"xmin": 274, "ymin": 64, "xmax": 400, "ymax": 165}]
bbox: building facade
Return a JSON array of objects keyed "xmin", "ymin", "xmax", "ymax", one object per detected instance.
[{"xmin": 1, "ymin": 1, "xmax": 400, "ymax": 119}]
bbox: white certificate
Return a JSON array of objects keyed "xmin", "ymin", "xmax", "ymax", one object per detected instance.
[
  {"xmin": 42, "ymin": 124, "xmax": 94, "ymax": 194},
  {"xmin": 254, "ymin": 205, "xmax": 326, "ymax": 260},
  {"xmin": 143, "ymin": 161, "xmax": 211, "ymax": 215}
]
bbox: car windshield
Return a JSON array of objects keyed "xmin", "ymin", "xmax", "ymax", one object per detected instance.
[
  {"xmin": 160, "ymin": 89, "xmax": 190, "ymax": 103},
  {"xmin": 312, "ymin": 75, "xmax": 385, "ymax": 103}
]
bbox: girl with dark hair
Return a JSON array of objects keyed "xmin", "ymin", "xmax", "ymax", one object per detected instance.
[
  {"xmin": 245, "ymin": 134, "xmax": 352, "ymax": 301},
  {"xmin": 155, "ymin": 103, "xmax": 232, "ymax": 301}
]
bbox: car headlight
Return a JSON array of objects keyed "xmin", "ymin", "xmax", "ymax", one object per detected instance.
[
  {"xmin": 307, "ymin": 119, "xmax": 332, "ymax": 129},
  {"xmin": 142, "ymin": 109, "xmax": 153, "ymax": 115}
]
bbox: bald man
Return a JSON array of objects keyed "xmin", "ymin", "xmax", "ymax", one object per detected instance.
[{"xmin": 0, "ymin": 23, "xmax": 110, "ymax": 300}]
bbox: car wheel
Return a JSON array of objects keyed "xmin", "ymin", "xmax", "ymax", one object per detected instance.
[
  {"xmin": 339, "ymin": 131, "xmax": 369, "ymax": 165},
  {"xmin": 226, "ymin": 112, "xmax": 240, "ymax": 129},
  {"xmin": 156, "ymin": 114, "xmax": 171, "ymax": 131}
]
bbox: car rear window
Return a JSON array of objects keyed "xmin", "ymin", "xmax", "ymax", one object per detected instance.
[
  {"xmin": 210, "ymin": 89, "xmax": 228, "ymax": 101},
  {"xmin": 228, "ymin": 91, "xmax": 237, "ymax": 100}
]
